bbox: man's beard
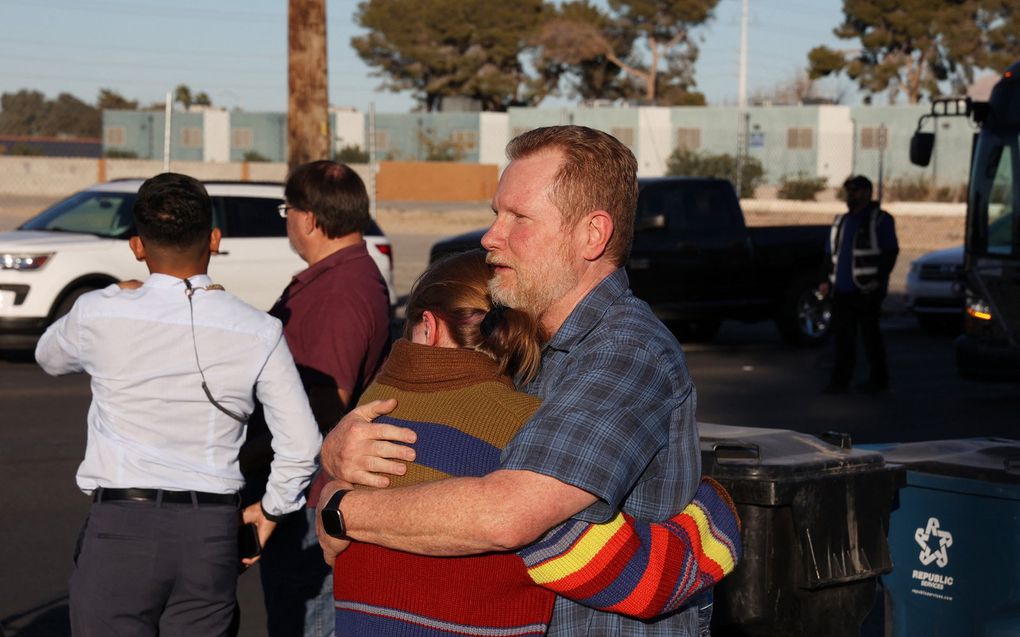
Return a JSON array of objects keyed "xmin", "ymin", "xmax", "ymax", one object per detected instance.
[{"xmin": 487, "ymin": 243, "xmax": 578, "ymax": 318}]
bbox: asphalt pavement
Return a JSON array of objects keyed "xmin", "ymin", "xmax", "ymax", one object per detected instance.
[{"xmin": 2, "ymin": 312, "xmax": 1017, "ymax": 636}]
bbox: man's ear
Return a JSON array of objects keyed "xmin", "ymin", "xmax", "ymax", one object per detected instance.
[
  {"xmin": 129, "ymin": 236, "xmax": 146, "ymax": 262},
  {"xmin": 581, "ymin": 211, "xmax": 614, "ymax": 262},
  {"xmin": 209, "ymin": 227, "xmax": 222, "ymax": 254},
  {"xmin": 302, "ymin": 210, "xmax": 317, "ymax": 236}
]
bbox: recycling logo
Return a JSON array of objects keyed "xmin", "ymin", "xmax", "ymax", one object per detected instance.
[{"xmin": 915, "ymin": 517, "xmax": 953, "ymax": 568}]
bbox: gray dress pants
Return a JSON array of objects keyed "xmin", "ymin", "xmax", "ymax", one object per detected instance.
[{"xmin": 70, "ymin": 498, "xmax": 239, "ymax": 637}]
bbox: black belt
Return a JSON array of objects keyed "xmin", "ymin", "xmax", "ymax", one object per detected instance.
[{"xmin": 93, "ymin": 487, "xmax": 239, "ymax": 506}]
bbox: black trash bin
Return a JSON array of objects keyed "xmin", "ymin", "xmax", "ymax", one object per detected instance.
[{"xmin": 700, "ymin": 424, "xmax": 906, "ymax": 637}]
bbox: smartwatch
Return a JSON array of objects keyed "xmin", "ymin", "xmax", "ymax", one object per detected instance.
[{"xmin": 321, "ymin": 489, "xmax": 351, "ymax": 539}]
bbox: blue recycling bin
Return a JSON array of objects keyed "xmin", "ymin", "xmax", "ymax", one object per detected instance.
[{"xmin": 869, "ymin": 438, "xmax": 1020, "ymax": 636}]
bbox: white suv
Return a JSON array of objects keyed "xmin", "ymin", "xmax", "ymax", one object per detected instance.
[{"xmin": 0, "ymin": 179, "xmax": 396, "ymax": 349}]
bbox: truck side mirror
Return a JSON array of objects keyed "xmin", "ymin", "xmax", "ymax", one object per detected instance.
[
  {"xmin": 910, "ymin": 132, "xmax": 935, "ymax": 167},
  {"xmin": 635, "ymin": 214, "xmax": 666, "ymax": 231}
]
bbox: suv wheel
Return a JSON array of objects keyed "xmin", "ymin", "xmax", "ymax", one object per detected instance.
[{"xmin": 52, "ymin": 286, "xmax": 99, "ymax": 323}]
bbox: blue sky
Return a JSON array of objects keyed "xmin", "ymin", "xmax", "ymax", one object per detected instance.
[{"xmin": 0, "ymin": 0, "xmax": 849, "ymax": 113}]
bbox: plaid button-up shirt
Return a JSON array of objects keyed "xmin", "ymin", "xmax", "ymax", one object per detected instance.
[{"xmin": 502, "ymin": 268, "xmax": 701, "ymax": 635}]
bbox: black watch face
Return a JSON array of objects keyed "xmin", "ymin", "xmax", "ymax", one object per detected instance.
[{"xmin": 321, "ymin": 508, "xmax": 346, "ymax": 538}]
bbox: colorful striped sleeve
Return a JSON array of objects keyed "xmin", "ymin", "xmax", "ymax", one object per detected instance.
[{"xmin": 517, "ymin": 477, "xmax": 742, "ymax": 620}]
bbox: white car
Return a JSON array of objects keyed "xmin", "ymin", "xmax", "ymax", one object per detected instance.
[
  {"xmin": 905, "ymin": 245, "xmax": 964, "ymax": 332},
  {"xmin": 0, "ymin": 180, "xmax": 395, "ymax": 349}
]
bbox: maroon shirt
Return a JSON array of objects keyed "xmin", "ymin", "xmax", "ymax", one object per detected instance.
[{"xmin": 270, "ymin": 240, "xmax": 391, "ymax": 435}]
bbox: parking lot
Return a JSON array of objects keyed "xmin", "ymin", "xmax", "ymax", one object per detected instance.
[{"xmin": 1, "ymin": 210, "xmax": 1017, "ymax": 637}]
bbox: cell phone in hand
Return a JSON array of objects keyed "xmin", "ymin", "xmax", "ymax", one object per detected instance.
[{"xmin": 238, "ymin": 522, "xmax": 261, "ymax": 560}]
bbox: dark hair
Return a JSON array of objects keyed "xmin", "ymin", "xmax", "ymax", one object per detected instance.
[
  {"xmin": 843, "ymin": 175, "xmax": 874, "ymax": 193},
  {"xmin": 404, "ymin": 250, "xmax": 541, "ymax": 383},
  {"xmin": 507, "ymin": 125, "xmax": 638, "ymax": 266},
  {"xmin": 284, "ymin": 160, "xmax": 370, "ymax": 239},
  {"xmin": 133, "ymin": 172, "xmax": 212, "ymax": 249}
]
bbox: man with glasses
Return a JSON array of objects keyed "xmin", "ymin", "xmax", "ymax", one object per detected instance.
[{"xmin": 245, "ymin": 160, "xmax": 391, "ymax": 637}]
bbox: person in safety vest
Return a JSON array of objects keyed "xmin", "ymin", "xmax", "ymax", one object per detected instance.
[{"xmin": 820, "ymin": 175, "xmax": 899, "ymax": 394}]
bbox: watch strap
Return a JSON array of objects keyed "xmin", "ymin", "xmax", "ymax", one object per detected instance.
[{"xmin": 322, "ymin": 489, "xmax": 351, "ymax": 538}]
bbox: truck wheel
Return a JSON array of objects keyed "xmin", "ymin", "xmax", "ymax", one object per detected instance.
[
  {"xmin": 667, "ymin": 319, "xmax": 722, "ymax": 343},
  {"xmin": 916, "ymin": 313, "xmax": 963, "ymax": 336},
  {"xmin": 777, "ymin": 277, "xmax": 831, "ymax": 346}
]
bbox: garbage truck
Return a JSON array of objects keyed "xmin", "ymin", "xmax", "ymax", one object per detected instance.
[{"xmin": 910, "ymin": 62, "xmax": 1020, "ymax": 380}]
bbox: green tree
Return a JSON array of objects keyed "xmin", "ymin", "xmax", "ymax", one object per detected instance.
[
  {"xmin": 0, "ymin": 90, "xmax": 48, "ymax": 135},
  {"xmin": 41, "ymin": 93, "xmax": 100, "ymax": 137},
  {"xmin": 97, "ymin": 88, "xmax": 138, "ymax": 111},
  {"xmin": 0, "ymin": 90, "xmax": 99, "ymax": 137},
  {"xmin": 535, "ymin": 0, "xmax": 716, "ymax": 104},
  {"xmin": 352, "ymin": 0, "xmax": 549, "ymax": 111},
  {"xmin": 666, "ymin": 148, "xmax": 764, "ymax": 198},
  {"xmin": 808, "ymin": 0, "xmax": 1020, "ymax": 104},
  {"xmin": 531, "ymin": 1, "xmax": 635, "ymax": 102},
  {"xmin": 174, "ymin": 84, "xmax": 193, "ymax": 109}
]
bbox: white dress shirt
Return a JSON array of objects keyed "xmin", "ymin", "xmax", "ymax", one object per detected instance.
[{"xmin": 35, "ymin": 273, "xmax": 321, "ymax": 517}]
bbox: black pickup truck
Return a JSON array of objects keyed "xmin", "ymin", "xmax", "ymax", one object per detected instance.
[{"xmin": 429, "ymin": 177, "xmax": 832, "ymax": 345}]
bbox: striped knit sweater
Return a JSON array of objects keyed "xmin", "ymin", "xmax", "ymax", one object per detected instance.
[{"xmin": 332, "ymin": 339, "xmax": 741, "ymax": 636}]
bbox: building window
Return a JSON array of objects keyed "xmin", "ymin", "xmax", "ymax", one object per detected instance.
[
  {"xmin": 105, "ymin": 126, "xmax": 126, "ymax": 146},
  {"xmin": 374, "ymin": 130, "xmax": 391, "ymax": 152},
  {"xmin": 231, "ymin": 128, "xmax": 253, "ymax": 149},
  {"xmin": 611, "ymin": 127, "xmax": 635, "ymax": 149},
  {"xmin": 181, "ymin": 127, "xmax": 202, "ymax": 148},
  {"xmin": 450, "ymin": 129, "xmax": 477, "ymax": 151},
  {"xmin": 676, "ymin": 128, "xmax": 701, "ymax": 151},
  {"xmin": 787, "ymin": 127, "xmax": 813, "ymax": 150},
  {"xmin": 859, "ymin": 126, "xmax": 888, "ymax": 150}
]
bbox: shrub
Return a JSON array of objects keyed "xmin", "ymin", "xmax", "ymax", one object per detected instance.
[
  {"xmin": 334, "ymin": 144, "xmax": 370, "ymax": 163},
  {"xmin": 242, "ymin": 150, "xmax": 270, "ymax": 162},
  {"xmin": 778, "ymin": 172, "xmax": 828, "ymax": 201},
  {"xmin": 9, "ymin": 143, "xmax": 43, "ymax": 156},
  {"xmin": 885, "ymin": 175, "xmax": 931, "ymax": 201},
  {"xmin": 873, "ymin": 176, "xmax": 965, "ymax": 202},
  {"xmin": 665, "ymin": 148, "xmax": 764, "ymax": 198},
  {"xmin": 934, "ymin": 184, "xmax": 966, "ymax": 202},
  {"xmin": 103, "ymin": 149, "xmax": 138, "ymax": 159}
]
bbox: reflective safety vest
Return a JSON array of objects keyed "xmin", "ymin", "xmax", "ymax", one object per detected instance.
[{"xmin": 829, "ymin": 205, "xmax": 885, "ymax": 293}]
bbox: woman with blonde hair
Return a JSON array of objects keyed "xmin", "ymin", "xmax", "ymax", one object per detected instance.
[{"xmin": 327, "ymin": 250, "xmax": 740, "ymax": 636}]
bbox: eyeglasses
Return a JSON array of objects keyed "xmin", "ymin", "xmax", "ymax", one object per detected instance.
[{"xmin": 278, "ymin": 203, "xmax": 299, "ymax": 218}]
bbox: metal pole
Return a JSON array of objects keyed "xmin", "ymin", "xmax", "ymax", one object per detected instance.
[
  {"xmin": 368, "ymin": 103, "xmax": 377, "ymax": 220},
  {"xmin": 877, "ymin": 124, "xmax": 887, "ymax": 202},
  {"xmin": 738, "ymin": 0, "xmax": 748, "ymax": 110},
  {"xmin": 736, "ymin": 0, "xmax": 749, "ymax": 197},
  {"xmin": 163, "ymin": 91, "xmax": 172, "ymax": 172}
]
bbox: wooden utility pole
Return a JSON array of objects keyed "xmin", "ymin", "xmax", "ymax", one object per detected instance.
[{"xmin": 288, "ymin": 0, "xmax": 329, "ymax": 170}]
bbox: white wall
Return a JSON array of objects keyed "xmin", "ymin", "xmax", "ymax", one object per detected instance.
[
  {"xmin": 636, "ymin": 107, "xmax": 673, "ymax": 177},
  {"xmin": 479, "ymin": 112, "xmax": 510, "ymax": 170},
  {"xmin": 202, "ymin": 109, "xmax": 230, "ymax": 163},
  {"xmin": 816, "ymin": 106, "xmax": 854, "ymax": 187},
  {"xmin": 333, "ymin": 110, "xmax": 366, "ymax": 151}
]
